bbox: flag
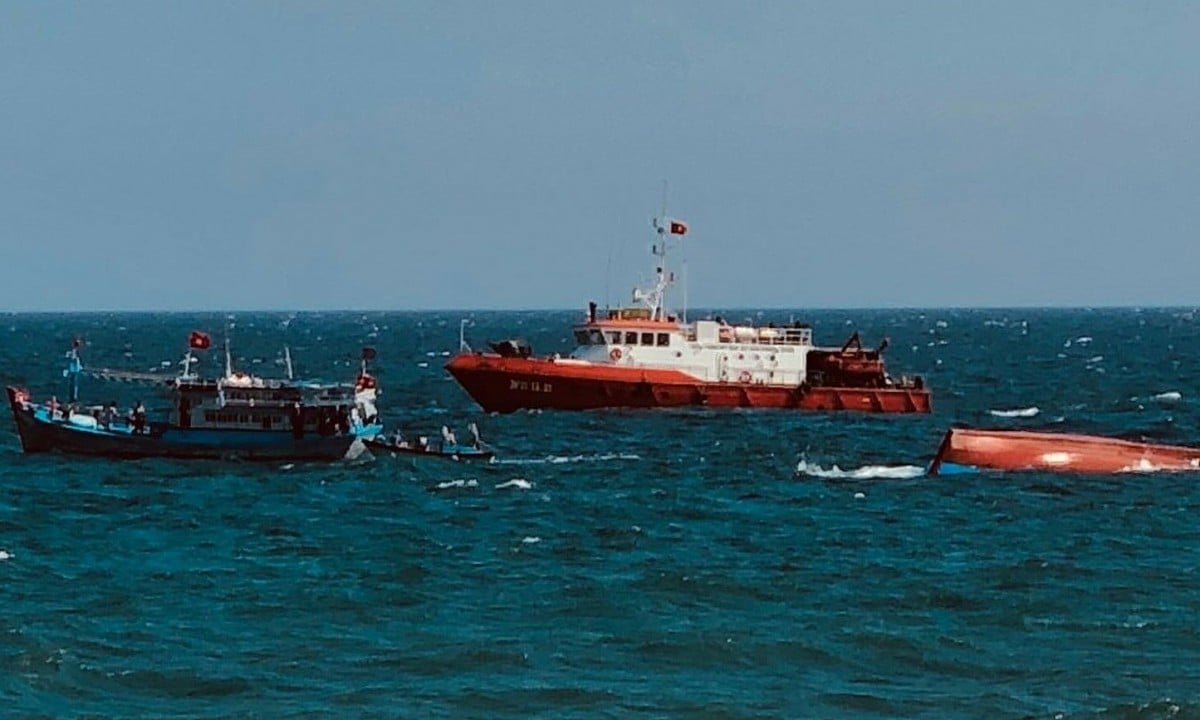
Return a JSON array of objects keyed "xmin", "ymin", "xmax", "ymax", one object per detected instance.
[
  {"xmin": 189, "ymin": 331, "xmax": 212, "ymax": 350},
  {"xmin": 361, "ymin": 346, "xmax": 377, "ymax": 361},
  {"xmin": 669, "ymin": 220, "xmax": 688, "ymax": 235}
]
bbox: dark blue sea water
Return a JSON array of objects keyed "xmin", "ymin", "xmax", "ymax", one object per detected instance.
[{"xmin": 4, "ymin": 308, "xmax": 1200, "ymax": 719}]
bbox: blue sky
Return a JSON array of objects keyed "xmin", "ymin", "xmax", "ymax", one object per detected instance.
[{"xmin": 2, "ymin": 1, "xmax": 1197, "ymax": 310}]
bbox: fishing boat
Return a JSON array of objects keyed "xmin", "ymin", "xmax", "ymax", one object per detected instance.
[
  {"xmin": 5, "ymin": 333, "xmax": 384, "ymax": 461},
  {"xmin": 446, "ymin": 214, "xmax": 931, "ymax": 414},
  {"xmin": 927, "ymin": 427, "xmax": 1200, "ymax": 475}
]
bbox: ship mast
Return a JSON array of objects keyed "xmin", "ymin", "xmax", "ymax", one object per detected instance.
[{"xmin": 640, "ymin": 181, "xmax": 680, "ymax": 322}]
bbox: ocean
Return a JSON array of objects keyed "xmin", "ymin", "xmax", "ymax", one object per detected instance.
[{"xmin": 2, "ymin": 308, "xmax": 1200, "ymax": 719}]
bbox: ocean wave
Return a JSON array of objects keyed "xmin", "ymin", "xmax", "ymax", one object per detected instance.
[
  {"xmin": 435, "ymin": 479, "xmax": 479, "ymax": 489},
  {"xmin": 988, "ymin": 407, "xmax": 1040, "ymax": 418},
  {"xmin": 494, "ymin": 453, "xmax": 640, "ymax": 466},
  {"xmin": 795, "ymin": 460, "xmax": 926, "ymax": 480},
  {"xmin": 1151, "ymin": 391, "xmax": 1182, "ymax": 402},
  {"xmin": 495, "ymin": 478, "xmax": 532, "ymax": 490}
]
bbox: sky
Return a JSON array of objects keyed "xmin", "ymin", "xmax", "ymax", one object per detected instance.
[{"xmin": 1, "ymin": 1, "xmax": 1198, "ymax": 311}]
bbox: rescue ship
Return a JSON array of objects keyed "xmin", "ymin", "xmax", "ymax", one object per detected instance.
[{"xmin": 446, "ymin": 215, "xmax": 931, "ymax": 414}]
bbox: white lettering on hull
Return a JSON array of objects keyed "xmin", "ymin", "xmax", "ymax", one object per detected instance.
[{"xmin": 509, "ymin": 379, "xmax": 553, "ymax": 393}]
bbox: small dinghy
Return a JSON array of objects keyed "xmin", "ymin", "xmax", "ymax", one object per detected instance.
[{"xmin": 366, "ymin": 422, "xmax": 495, "ymax": 461}]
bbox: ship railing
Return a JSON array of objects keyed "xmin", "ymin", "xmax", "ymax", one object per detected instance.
[{"xmin": 688, "ymin": 327, "xmax": 812, "ymax": 346}]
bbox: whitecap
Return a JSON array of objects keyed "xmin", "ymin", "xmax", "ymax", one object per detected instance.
[
  {"xmin": 436, "ymin": 479, "xmax": 479, "ymax": 489},
  {"xmin": 935, "ymin": 320, "xmax": 948, "ymax": 328},
  {"xmin": 1086, "ymin": 355, "xmax": 1103, "ymax": 364},
  {"xmin": 1076, "ymin": 336, "xmax": 1093, "ymax": 344},
  {"xmin": 1152, "ymin": 391, "xmax": 1182, "ymax": 402},
  {"xmin": 417, "ymin": 362, "xmax": 429, "ymax": 368},
  {"xmin": 0, "ymin": 549, "xmax": 11, "ymax": 561},
  {"xmin": 989, "ymin": 406, "xmax": 1040, "ymax": 418},
  {"xmin": 280, "ymin": 463, "xmax": 295, "ymax": 471},
  {"xmin": 795, "ymin": 460, "xmax": 926, "ymax": 480},
  {"xmin": 496, "ymin": 478, "xmax": 532, "ymax": 490},
  {"xmin": 521, "ymin": 536, "xmax": 540, "ymax": 544}
]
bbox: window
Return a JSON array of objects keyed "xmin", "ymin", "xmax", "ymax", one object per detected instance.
[
  {"xmin": 656, "ymin": 333, "xmax": 670, "ymax": 347},
  {"xmin": 624, "ymin": 331, "xmax": 638, "ymax": 344},
  {"xmin": 641, "ymin": 332, "xmax": 653, "ymax": 346},
  {"xmin": 607, "ymin": 331, "xmax": 621, "ymax": 345},
  {"xmin": 588, "ymin": 329, "xmax": 605, "ymax": 345},
  {"xmin": 574, "ymin": 330, "xmax": 590, "ymax": 345}
]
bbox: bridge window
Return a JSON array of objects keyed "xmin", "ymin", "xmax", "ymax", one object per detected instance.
[
  {"xmin": 656, "ymin": 333, "xmax": 670, "ymax": 347},
  {"xmin": 641, "ymin": 332, "xmax": 653, "ymax": 345},
  {"xmin": 607, "ymin": 331, "xmax": 621, "ymax": 344},
  {"xmin": 574, "ymin": 330, "xmax": 590, "ymax": 345},
  {"xmin": 588, "ymin": 329, "xmax": 605, "ymax": 345},
  {"xmin": 624, "ymin": 331, "xmax": 638, "ymax": 344}
]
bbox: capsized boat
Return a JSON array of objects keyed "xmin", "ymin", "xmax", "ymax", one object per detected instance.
[
  {"xmin": 927, "ymin": 427, "xmax": 1200, "ymax": 475},
  {"xmin": 446, "ymin": 214, "xmax": 931, "ymax": 414},
  {"xmin": 364, "ymin": 421, "xmax": 495, "ymax": 461},
  {"xmin": 6, "ymin": 335, "xmax": 384, "ymax": 461}
]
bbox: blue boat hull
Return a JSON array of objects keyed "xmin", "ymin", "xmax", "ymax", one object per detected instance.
[{"xmin": 7, "ymin": 387, "xmax": 377, "ymax": 462}]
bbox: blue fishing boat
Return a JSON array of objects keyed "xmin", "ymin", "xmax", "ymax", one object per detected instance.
[{"xmin": 5, "ymin": 334, "xmax": 384, "ymax": 461}]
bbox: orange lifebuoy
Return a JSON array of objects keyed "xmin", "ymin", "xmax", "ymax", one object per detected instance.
[
  {"xmin": 610, "ymin": 347, "xmax": 622, "ymax": 361},
  {"xmin": 738, "ymin": 370, "xmax": 751, "ymax": 383}
]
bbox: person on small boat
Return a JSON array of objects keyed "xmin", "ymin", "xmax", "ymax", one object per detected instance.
[
  {"xmin": 468, "ymin": 422, "xmax": 481, "ymax": 449},
  {"xmin": 129, "ymin": 400, "xmax": 147, "ymax": 434},
  {"xmin": 104, "ymin": 402, "xmax": 119, "ymax": 429},
  {"xmin": 48, "ymin": 396, "xmax": 61, "ymax": 421},
  {"xmin": 290, "ymin": 402, "xmax": 304, "ymax": 439},
  {"xmin": 442, "ymin": 425, "xmax": 456, "ymax": 446}
]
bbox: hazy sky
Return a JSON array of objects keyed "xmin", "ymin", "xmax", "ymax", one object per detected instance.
[{"xmin": 2, "ymin": 1, "xmax": 1197, "ymax": 311}]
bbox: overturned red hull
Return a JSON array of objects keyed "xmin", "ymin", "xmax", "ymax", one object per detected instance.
[
  {"xmin": 445, "ymin": 353, "xmax": 932, "ymax": 414},
  {"xmin": 928, "ymin": 427, "xmax": 1200, "ymax": 475}
]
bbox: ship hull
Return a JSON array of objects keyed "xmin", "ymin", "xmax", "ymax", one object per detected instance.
[
  {"xmin": 7, "ymin": 387, "xmax": 369, "ymax": 462},
  {"xmin": 445, "ymin": 354, "xmax": 931, "ymax": 414},
  {"xmin": 928, "ymin": 427, "xmax": 1200, "ymax": 475}
]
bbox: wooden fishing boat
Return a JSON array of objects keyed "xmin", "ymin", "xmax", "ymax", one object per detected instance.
[{"xmin": 6, "ymin": 335, "xmax": 383, "ymax": 461}]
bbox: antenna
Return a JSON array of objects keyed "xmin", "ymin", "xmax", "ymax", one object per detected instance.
[
  {"xmin": 459, "ymin": 318, "xmax": 472, "ymax": 353},
  {"xmin": 682, "ymin": 260, "xmax": 688, "ymax": 324}
]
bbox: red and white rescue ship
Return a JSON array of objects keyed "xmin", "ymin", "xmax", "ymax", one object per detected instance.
[{"xmin": 446, "ymin": 215, "xmax": 931, "ymax": 414}]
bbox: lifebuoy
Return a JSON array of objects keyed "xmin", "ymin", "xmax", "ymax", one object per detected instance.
[
  {"xmin": 610, "ymin": 347, "xmax": 622, "ymax": 361},
  {"xmin": 738, "ymin": 370, "xmax": 751, "ymax": 383}
]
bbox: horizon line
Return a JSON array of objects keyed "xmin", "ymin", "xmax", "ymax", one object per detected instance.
[{"xmin": 3, "ymin": 303, "xmax": 1198, "ymax": 315}]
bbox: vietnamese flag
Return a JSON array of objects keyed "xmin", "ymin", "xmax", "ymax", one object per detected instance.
[
  {"xmin": 189, "ymin": 330, "xmax": 212, "ymax": 350},
  {"xmin": 669, "ymin": 220, "xmax": 688, "ymax": 235}
]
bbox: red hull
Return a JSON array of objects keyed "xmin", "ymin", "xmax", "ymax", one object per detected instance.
[
  {"xmin": 929, "ymin": 427, "xmax": 1200, "ymax": 475},
  {"xmin": 445, "ymin": 353, "xmax": 931, "ymax": 414}
]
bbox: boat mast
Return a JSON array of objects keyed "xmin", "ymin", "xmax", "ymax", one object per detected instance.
[
  {"xmin": 459, "ymin": 319, "xmax": 471, "ymax": 353},
  {"xmin": 657, "ymin": 181, "xmax": 669, "ymax": 321}
]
